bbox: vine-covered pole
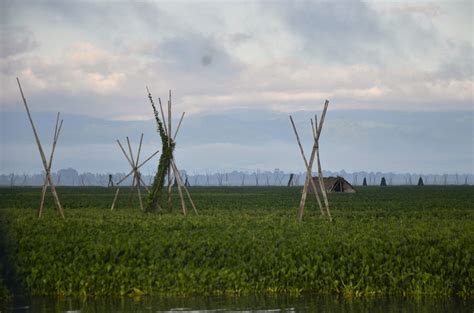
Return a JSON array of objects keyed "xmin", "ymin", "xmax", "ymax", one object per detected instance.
[
  {"xmin": 146, "ymin": 88, "xmax": 196, "ymax": 215},
  {"xmin": 146, "ymin": 89, "xmax": 175, "ymax": 212}
]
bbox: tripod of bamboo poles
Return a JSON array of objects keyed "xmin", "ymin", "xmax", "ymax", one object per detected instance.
[
  {"xmin": 110, "ymin": 134, "xmax": 160, "ymax": 211},
  {"xmin": 16, "ymin": 77, "xmax": 65, "ymax": 219},
  {"xmin": 147, "ymin": 88, "xmax": 198, "ymax": 216},
  {"xmin": 289, "ymin": 100, "xmax": 332, "ymax": 222}
]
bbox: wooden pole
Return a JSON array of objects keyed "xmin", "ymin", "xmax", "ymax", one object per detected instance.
[
  {"xmin": 171, "ymin": 158, "xmax": 198, "ymax": 215},
  {"xmin": 116, "ymin": 138, "xmax": 158, "ymax": 210},
  {"xmin": 137, "ymin": 149, "xmax": 160, "ymax": 169},
  {"xmin": 111, "ymin": 188, "xmax": 120, "ymax": 210},
  {"xmin": 313, "ymin": 101, "xmax": 332, "ymax": 221},
  {"xmin": 173, "ymin": 112, "xmax": 185, "ymax": 141},
  {"xmin": 136, "ymin": 172, "xmax": 144, "ymax": 211},
  {"xmin": 17, "ymin": 78, "xmax": 64, "ymax": 218},
  {"xmin": 289, "ymin": 116, "xmax": 325, "ymax": 221},
  {"xmin": 136, "ymin": 133, "xmax": 144, "ymax": 166},
  {"xmin": 126, "ymin": 137, "xmax": 135, "ymax": 170},
  {"xmin": 135, "ymin": 134, "xmax": 145, "ymax": 211},
  {"xmin": 167, "ymin": 90, "xmax": 172, "ymax": 211},
  {"xmin": 138, "ymin": 176, "xmax": 150, "ymax": 192},
  {"xmin": 117, "ymin": 140, "xmax": 135, "ymax": 168},
  {"xmin": 170, "ymin": 162, "xmax": 187, "ymax": 215},
  {"xmin": 118, "ymin": 138, "xmax": 137, "ymax": 206},
  {"xmin": 38, "ymin": 113, "xmax": 60, "ymax": 217},
  {"xmin": 316, "ymin": 147, "xmax": 331, "ymax": 221},
  {"xmin": 38, "ymin": 113, "xmax": 63, "ymax": 217},
  {"xmin": 316, "ymin": 100, "xmax": 329, "ymax": 141}
]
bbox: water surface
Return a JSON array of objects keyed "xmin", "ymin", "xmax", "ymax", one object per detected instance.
[{"xmin": 2, "ymin": 294, "xmax": 472, "ymax": 313}]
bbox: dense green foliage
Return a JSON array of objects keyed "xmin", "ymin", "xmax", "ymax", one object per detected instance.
[
  {"xmin": 0, "ymin": 268, "xmax": 9, "ymax": 300},
  {"xmin": 146, "ymin": 93, "xmax": 175, "ymax": 212},
  {"xmin": 0, "ymin": 186, "xmax": 473, "ymax": 298}
]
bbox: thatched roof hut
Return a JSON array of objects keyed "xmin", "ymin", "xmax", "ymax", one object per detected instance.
[{"xmin": 309, "ymin": 176, "xmax": 356, "ymax": 193}]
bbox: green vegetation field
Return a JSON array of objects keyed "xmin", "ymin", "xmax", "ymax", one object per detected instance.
[{"xmin": 0, "ymin": 186, "xmax": 473, "ymax": 299}]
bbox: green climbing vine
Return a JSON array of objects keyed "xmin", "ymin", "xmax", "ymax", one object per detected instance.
[{"xmin": 146, "ymin": 92, "xmax": 175, "ymax": 212}]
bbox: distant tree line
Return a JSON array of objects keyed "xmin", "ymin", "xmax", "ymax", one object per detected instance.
[{"xmin": 0, "ymin": 168, "xmax": 472, "ymax": 187}]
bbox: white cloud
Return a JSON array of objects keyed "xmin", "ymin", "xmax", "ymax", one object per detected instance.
[{"xmin": 0, "ymin": 0, "xmax": 472, "ymax": 120}]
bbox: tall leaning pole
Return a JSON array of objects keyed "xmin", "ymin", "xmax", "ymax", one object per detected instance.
[
  {"xmin": 17, "ymin": 78, "xmax": 65, "ymax": 218},
  {"xmin": 289, "ymin": 100, "xmax": 332, "ymax": 222}
]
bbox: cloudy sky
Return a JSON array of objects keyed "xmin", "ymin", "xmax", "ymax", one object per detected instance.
[{"xmin": 1, "ymin": 0, "xmax": 473, "ymax": 175}]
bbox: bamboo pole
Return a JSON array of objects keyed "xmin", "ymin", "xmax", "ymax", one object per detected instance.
[
  {"xmin": 136, "ymin": 133, "xmax": 144, "ymax": 167},
  {"xmin": 135, "ymin": 134, "xmax": 145, "ymax": 211},
  {"xmin": 171, "ymin": 158, "xmax": 198, "ymax": 215},
  {"xmin": 173, "ymin": 112, "xmax": 185, "ymax": 141},
  {"xmin": 127, "ymin": 174, "xmax": 136, "ymax": 207},
  {"xmin": 111, "ymin": 188, "xmax": 120, "ymax": 210},
  {"xmin": 167, "ymin": 90, "xmax": 172, "ymax": 211},
  {"xmin": 113, "ymin": 148, "xmax": 160, "ymax": 187},
  {"xmin": 115, "ymin": 169, "xmax": 134, "ymax": 186},
  {"xmin": 126, "ymin": 137, "xmax": 135, "ymax": 170},
  {"xmin": 316, "ymin": 147, "xmax": 331, "ymax": 220},
  {"xmin": 117, "ymin": 140, "xmax": 135, "ymax": 168},
  {"xmin": 138, "ymin": 176, "xmax": 150, "ymax": 192},
  {"xmin": 313, "ymin": 116, "xmax": 332, "ymax": 221},
  {"xmin": 170, "ymin": 161, "xmax": 187, "ymax": 215},
  {"xmin": 289, "ymin": 116, "xmax": 325, "ymax": 221},
  {"xmin": 118, "ymin": 139, "xmax": 137, "ymax": 206},
  {"xmin": 316, "ymin": 100, "xmax": 329, "ymax": 141},
  {"xmin": 136, "ymin": 172, "xmax": 144, "ymax": 211},
  {"xmin": 17, "ymin": 78, "xmax": 64, "ymax": 218},
  {"xmin": 38, "ymin": 113, "xmax": 63, "ymax": 217},
  {"xmin": 137, "ymin": 150, "xmax": 160, "ymax": 169},
  {"xmin": 38, "ymin": 113, "xmax": 60, "ymax": 217},
  {"xmin": 307, "ymin": 104, "xmax": 332, "ymax": 220},
  {"xmin": 115, "ymin": 138, "xmax": 158, "ymax": 209},
  {"xmin": 313, "ymin": 102, "xmax": 332, "ymax": 221}
]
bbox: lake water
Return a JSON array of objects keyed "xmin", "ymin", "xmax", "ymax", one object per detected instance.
[{"xmin": 1, "ymin": 295, "xmax": 472, "ymax": 313}]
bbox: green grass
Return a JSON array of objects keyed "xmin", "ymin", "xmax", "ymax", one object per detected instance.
[{"xmin": 0, "ymin": 186, "xmax": 473, "ymax": 298}]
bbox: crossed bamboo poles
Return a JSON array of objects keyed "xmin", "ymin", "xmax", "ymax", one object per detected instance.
[
  {"xmin": 147, "ymin": 88, "xmax": 198, "ymax": 216},
  {"xmin": 110, "ymin": 134, "xmax": 160, "ymax": 211},
  {"xmin": 19, "ymin": 75, "xmax": 327, "ymax": 221},
  {"xmin": 17, "ymin": 78, "xmax": 65, "ymax": 218},
  {"xmin": 290, "ymin": 100, "xmax": 332, "ymax": 222}
]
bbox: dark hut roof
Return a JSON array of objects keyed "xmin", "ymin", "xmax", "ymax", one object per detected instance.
[{"xmin": 309, "ymin": 176, "xmax": 356, "ymax": 193}]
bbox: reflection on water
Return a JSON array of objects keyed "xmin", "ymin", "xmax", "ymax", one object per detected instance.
[{"xmin": 1, "ymin": 294, "xmax": 472, "ymax": 313}]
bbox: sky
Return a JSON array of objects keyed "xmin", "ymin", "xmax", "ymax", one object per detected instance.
[{"xmin": 0, "ymin": 0, "xmax": 473, "ymax": 174}]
